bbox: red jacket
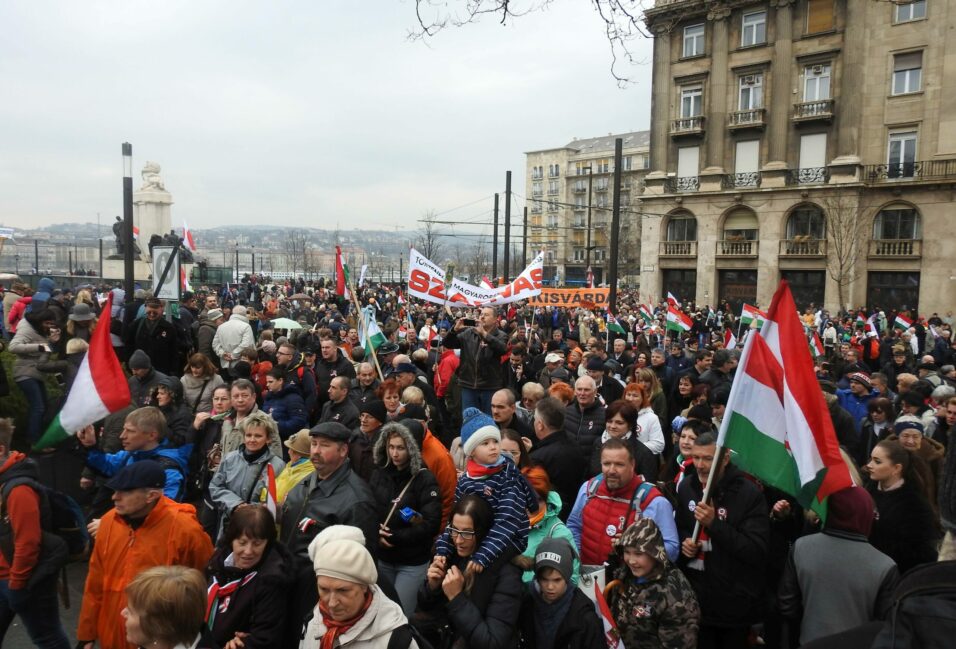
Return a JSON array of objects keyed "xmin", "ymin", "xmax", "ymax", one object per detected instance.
[
  {"xmin": 434, "ymin": 349, "xmax": 460, "ymax": 398},
  {"xmin": 0, "ymin": 452, "xmax": 42, "ymax": 589}
]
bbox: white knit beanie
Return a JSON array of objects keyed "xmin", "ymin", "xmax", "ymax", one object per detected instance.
[{"xmin": 308, "ymin": 525, "xmax": 377, "ymax": 586}]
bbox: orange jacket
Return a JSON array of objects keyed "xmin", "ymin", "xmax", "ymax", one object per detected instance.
[
  {"xmin": 0, "ymin": 453, "xmax": 42, "ymax": 589},
  {"xmin": 421, "ymin": 429, "xmax": 457, "ymax": 528},
  {"xmin": 77, "ymin": 496, "xmax": 213, "ymax": 649}
]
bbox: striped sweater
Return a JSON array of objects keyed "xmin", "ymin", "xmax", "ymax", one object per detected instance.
[{"xmin": 435, "ymin": 458, "xmax": 538, "ymax": 567}]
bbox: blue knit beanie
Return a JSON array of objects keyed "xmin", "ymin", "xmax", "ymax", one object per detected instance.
[{"xmin": 460, "ymin": 407, "xmax": 500, "ymax": 458}]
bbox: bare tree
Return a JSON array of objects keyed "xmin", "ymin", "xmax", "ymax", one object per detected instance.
[
  {"xmin": 416, "ymin": 210, "xmax": 444, "ymax": 260},
  {"xmin": 822, "ymin": 190, "xmax": 867, "ymax": 312},
  {"xmin": 469, "ymin": 235, "xmax": 489, "ymax": 280},
  {"xmin": 410, "ymin": 0, "xmax": 653, "ymax": 83},
  {"xmin": 285, "ymin": 229, "xmax": 309, "ymax": 278}
]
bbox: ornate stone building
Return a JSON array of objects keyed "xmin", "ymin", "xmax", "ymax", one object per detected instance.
[{"xmin": 640, "ymin": 0, "xmax": 955, "ymax": 313}]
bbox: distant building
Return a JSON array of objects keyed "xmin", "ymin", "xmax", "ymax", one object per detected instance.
[
  {"xmin": 640, "ymin": 0, "xmax": 954, "ymax": 313},
  {"xmin": 525, "ymin": 131, "xmax": 651, "ymax": 286}
]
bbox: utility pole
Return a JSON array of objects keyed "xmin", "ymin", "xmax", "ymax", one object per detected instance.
[
  {"xmin": 235, "ymin": 242, "xmax": 239, "ymax": 282},
  {"xmin": 98, "ymin": 239, "xmax": 103, "ymax": 278},
  {"xmin": 252, "ymin": 245, "xmax": 256, "ymax": 276},
  {"xmin": 503, "ymin": 171, "xmax": 511, "ymax": 283},
  {"xmin": 585, "ymin": 166, "xmax": 593, "ymax": 275},
  {"xmin": 492, "ymin": 193, "xmax": 499, "ymax": 282},
  {"xmin": 399, "ymin": 251, "xmax": 404, "ymax": 289},
  {"xmin": 122, "ymin": 143, "xmax": 134, "ymax": 295},
  {"xmin": 522, "ymin": 206, "xmax": 528, "ymax": 268},
  {"xmin": 608, "ymin": 138, "xmax": 623, "ymax": 312},
  {"xmin": 34, "ymin": 240, "xmax": 39, "ymax": 274}
]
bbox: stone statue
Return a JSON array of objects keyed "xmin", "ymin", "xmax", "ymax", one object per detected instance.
[
  {"xmin": 113, "ymin": 216, "xmax": 125, "ymax": 254},
  {"xmin": 140, "ymin": 161, "xmax": 166, "ymax": 191}
]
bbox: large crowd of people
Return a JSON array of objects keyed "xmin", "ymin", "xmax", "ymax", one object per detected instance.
[{"xmin": 1, "ymin": 272, "xmax": 955, "ymax": 649}]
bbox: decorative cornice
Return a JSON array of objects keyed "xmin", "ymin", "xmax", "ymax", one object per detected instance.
[{"xmin": 707, "ymin": 4, "xmax": 731, "ymax": 21}]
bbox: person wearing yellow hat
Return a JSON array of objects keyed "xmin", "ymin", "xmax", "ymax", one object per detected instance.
[{"xmin": 276, "ymin": 430, "xmax": 315, "ymax": 504}]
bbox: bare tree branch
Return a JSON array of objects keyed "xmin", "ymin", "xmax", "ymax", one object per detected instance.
[
  {"xmin": 822, "ymin": 190, "xmax": 867, "ymax": 312},
  {"xmin": 416, "ymin": 210, "xmax": 444, "ymax": 260}
]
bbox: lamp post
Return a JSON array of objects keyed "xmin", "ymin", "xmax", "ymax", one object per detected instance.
[
  {"xmin": 234, "ymin": 242, "xmax": 239, "ymax": 282},
  {"xmin": 584, "ymin": 165, "xmax": 593, "ymax": 276},
  {"xmin": 251, "ymin": 244, "xmax": 255, "ymax": 276},
  {"xmin": 122, "ymin": 143, "xmax": 134, "ymax": 295}
]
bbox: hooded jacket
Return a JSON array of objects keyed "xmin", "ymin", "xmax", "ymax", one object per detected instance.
[
  {"xmin": 8, "ymin": 317, "xmax": 50, "ymax": 381},
  {"xmin": 154, "ymin": 375, "xmax": 194, "ymax": 447},
  {"xmin": 77, "ymin": 496, "xmax": 213, "ymax": 649},
  {"xmin": 25, "ymin": 278, "xmax": 54, "ymax": 314},
  {"xmin": 127, "ymin": 355, "xmax": 169, "ymax": 407},
  {"xmin": 213, "ymin": 312, "xmax": 255, "ymax": 369},
  {"xmin": 518, "ymin": 491, "xmax": 580, "ymax": 585},
  {"xmin": 206, "ymin": 541, "xmax": 295, "ymax": 649},
  {"xmin": 6, "ymin": 296, "xmax": 31, "ymax": 335},
  {"xmin": 563, "ymin": 398, "xmax": 606, "ymax": 457},
  {"xmin": 0, "ymin": 453, "xmax": 43, "ymax": 589},
  {"xmin": 209, "ymin": 446, "xmax": 286, "ymax": 535},
  {"xmin": 368, "ymin": 422, "xmax": 442, "ymax": 566},
  {"xmin": 300, "ymin": 584, "xmax": 417, "ymax": 649},
  {"xmin": 263, "ymin": 383, "xmax": 309, "ymax": 440},
  {"xmin": 197, "ymin": 315, "xmax": 221, "ymax": 369}
]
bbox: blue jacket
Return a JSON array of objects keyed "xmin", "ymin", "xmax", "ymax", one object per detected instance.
[
  {"xmin": 836, "ymin": 388, "xmax": 879, "ymax": 432},
  {"xmin": 85, "ymin": 440, "xmax": 189, "ymax": 501},
  {"xmin": 263, "ymin": 384, "xmax": 309, "ymax": 440}
]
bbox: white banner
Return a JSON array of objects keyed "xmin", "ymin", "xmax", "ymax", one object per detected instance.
[{"xmin": 407, "ymin": 248, "xmax": 543, "ymax": 307}]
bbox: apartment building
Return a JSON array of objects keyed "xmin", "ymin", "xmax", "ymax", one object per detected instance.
[
  {"xmin": 640, "ymin": 0, "xmax": 954, "ymax": 313},
  {"xmin": 525, "ymin": 131, "xmax": 651, "ymax": 285}
]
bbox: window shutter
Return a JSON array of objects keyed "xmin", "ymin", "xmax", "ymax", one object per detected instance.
[
  {"xmin": 807, "ymin": 0, "xmax": 835, "ymax": 33},
  {"xmin": 894, "ymin": 51, "xmax": 922, "ymax": 70}
]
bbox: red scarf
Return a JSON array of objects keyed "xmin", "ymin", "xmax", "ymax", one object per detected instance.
[
  {"xmin": 206, "ymin": 572, "xmax": 257, "ymax": 629},
  {"xmin": 466, "ymin": 459, "xmax": 506, "ymax": 479},
  {"xmin": 319, "ymin": 589, "xmax": 373, "ymax": 649}
]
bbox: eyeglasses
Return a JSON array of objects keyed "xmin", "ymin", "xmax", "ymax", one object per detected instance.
[{"xmin": 446, "ymin": 526, "xmax": 476, "ymax": 540}]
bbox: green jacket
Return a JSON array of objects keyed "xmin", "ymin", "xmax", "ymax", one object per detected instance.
[{"xmin": 520, "ymin": 491, "xmax": 580, "ymax": 585}]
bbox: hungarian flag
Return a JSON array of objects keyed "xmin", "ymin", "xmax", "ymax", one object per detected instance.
[
  {"xmin": 855, "ymin": 314, "xmax": 866, "ymax": 329},
  {"xmin": 809, "ymin": 331, "xmax": 825, "ymax": 358},
  {"xmin": 594, "ymin": 582, "xmax": 625, "ymax": 649},
  {"xmin": 894, "ymin": 313, "xmax": 913, "ymax": 330},
  {"xmin": 362, "ymin": 306, "xmax": 387, "ymax": 351},
  {"xmin": 132, "ymin": 225, "xmax": 140, "ymax": 240},
  {"xmin": 666, "ymin": 306, "xmax": 692, "ymax": 333},
  {"xmin": 265, "ymin": 463, "xmax": 278, "ymax": 519},
  {"xmin": 396, "ymin": 290, "xmax": 405, "ymax": 305},
  {"xmin": 638, "ymin": 304, "xmax": 654, "ymax": 325},
  {"xmin": 718, "ymin": 281, "xmax": 852, "ymax": 519},
  {"xmin": 724, "ymin": 329, "xmax": 737, "ymax": 349},
  {"xmin": 181, "ymin": 267, "xmax": 192, "ymax": 293},
  {"xmin": 865, "ymin": 314, "xmax": 879, "ymax": 338},
  {"xmin": 586, "ymin": 266, "xmax": 594, "ymax": 289},
  {"xmin": 334, "ymin": 245, "xmax": 350, "ymax": 299},
  {"xmin": 667, "ymin": 292, "xmax": 681, "ymax": 309},
  {"xmin": 34, "ymin": 292, "xmax": 131, "ymax": 449},
  {"xmin": 479, "ymin": 276, "xmax": 494, "ymax": 290},
  {"xmin": 182, "ymin": 220, "xmax": 197, "ymax": 252},
  {"xmin": 607, "ymin": 311, "xmax": 626, "ymax": 335},
  {"xmin": 740, "ymin": 303, "xmax": 767, "ymax": 328}
]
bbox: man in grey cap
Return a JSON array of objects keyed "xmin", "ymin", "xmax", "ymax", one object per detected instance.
[{"xmin": 279, "ymin": 421, "xmax": 379, "ymax": 644}]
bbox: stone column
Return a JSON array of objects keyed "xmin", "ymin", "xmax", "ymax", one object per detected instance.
[
  {"xmin": 836, "ymin": 0, "xmax": 864, "ymax": 158},
  {"xmin": 650, "ymin": 25, "xmax": 672, "ymax": 172},
  {"xmin": 767, "ymin": 0, "xmax": 794, "ymax": 165},
  {"xmin": 705, "ymin": 5, "xmax": 731, "ymax": 172}
]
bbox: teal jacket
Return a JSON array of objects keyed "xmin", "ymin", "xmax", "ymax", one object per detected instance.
[{"xmin": 521, "ymin": 490, "xmax": 580, "ymax": 585}]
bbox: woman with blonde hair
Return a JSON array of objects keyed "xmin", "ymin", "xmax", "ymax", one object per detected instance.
[
  {"xmin": 123, "ymin": 565, "xmax": 216, "ymax": 649},
  {"xmin": 181, "ymin": 352, "xmax": 226, "ymax": 415}
]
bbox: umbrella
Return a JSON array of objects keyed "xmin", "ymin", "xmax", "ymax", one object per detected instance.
[
  {"xmin": 271, "ymin": 317, "xmax": 302, "ymax": 330},
  {"xmin": 289, "ymin": 293, "xmax": 313, "ymax": 301},
  {"xmin": 0, "ymin": 273, "xmax": 20, "ymax": 282}
]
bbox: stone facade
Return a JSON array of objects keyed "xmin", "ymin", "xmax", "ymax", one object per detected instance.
[
  {"xmin": 640, "ymin": 0, "xmax": 956, "ymax": 313},
  {"xmin": 525, "ymin": 132, "xmax": 651, "ymax": 285}
]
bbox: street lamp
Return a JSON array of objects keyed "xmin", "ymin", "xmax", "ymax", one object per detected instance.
[
  {"xmin": 583, "ymin": 165, "xmax": 594, "ymax": 282},
  {"xmin": 122, "ymin": 143, "xmax": 134, "ymax": 294}
]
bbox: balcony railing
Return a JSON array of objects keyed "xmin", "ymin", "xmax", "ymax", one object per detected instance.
[
  {"xmin": 722, "ymin": 172, "xmax": 760, "ymax": 189},
  {"xmin": 573, "ymin": 185, "xmax": 587, "ymax": 193},
  {"xmin": 728, "ymin": 108, "xmax": 766, "ymax": 129},
  {"xmin": 792, "ymin": 99, "xmax": 834, "ymax": 122},
  {"xmin": 670, "ymin": 116, "xmax": 705, "ymax": 136},
  {"xmin": 572, "ymin": 221, "xmax": 587, "ymax": 229},
  {"xmin": 864, "ymin": 159, "xmax": 956, "ymax": 182},
  {"xmin": 787, "ymin": 167, "xmax": 830, "ymax": 185},
  {"xmin": 717, "ymin": 239, "xmax": 758, "ymax": 257},
  {"xmin": 869, "ymin": 239, "xmax": 922, "ymax": 258},
  {"xmin": 660, "ymin": 241, "xmax": 698, "ymax": 257},
  {"xmin": 664, "ymin": 176, "xmax": 700, "ymax": 193},
  {"xmin": 780, "ymin": 239, "xmax": 827, "ymax": 257}
]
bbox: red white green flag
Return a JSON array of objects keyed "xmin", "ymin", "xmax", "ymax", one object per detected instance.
[
  {"xmin": 638, "ymin": 304, "xmax": 654, "ymax": 324},
  {"xmin": 809, "ymin": 331, "xmax": 825, "ymax": 358},
  {"xmin": 265, "ymin": 463, "xmax": 278, "ymax": 519},
  {"xmin": 666, "ymin": 306, "xmax": 692, "ymax": 333},
  {"xmin": 740, "ymin": 303, "xmax": 767, "ymax": 328},
  {"xmin": 594, "ymin": 582, "xmax": 625, "ymax": 649},
  {"xmin": 34, "ymin": 292, "xmax": 131, "ymax": 449},
  {"xmin": 667, "ymin": 291, "xmax": 681, "ymax": 309},
  {"xmin": 894, "ymin": 313, "xmax": 913, "ymax": 330},
  {"xmin": 724, "ymin": 329, "xmax": 737, "ymax": 349},
  {"xmin": 718, "ymin": 281, "xmax": 852, "ymax": 518},
  {"xmin": 334, "ymin": 245, "xmax": 350, "ymax": 299},
  {"xmin": 607, "ymin": 311, "xmax": 626, "ymax": 335}
]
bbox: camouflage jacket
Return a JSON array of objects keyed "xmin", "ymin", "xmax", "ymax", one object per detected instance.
[{"xmin": 607, "ymin": 565, "xmax": 701, "ymax": 649}]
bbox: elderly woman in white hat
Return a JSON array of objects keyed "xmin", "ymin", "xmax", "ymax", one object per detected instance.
[{"xmin": 301, "ymin": 525, "xmax": 420, "ymax": 649}]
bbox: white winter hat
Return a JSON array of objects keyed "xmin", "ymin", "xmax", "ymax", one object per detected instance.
[{"xmin": 308, "ymin": 525, "xmax": 377, "ymax": 585}]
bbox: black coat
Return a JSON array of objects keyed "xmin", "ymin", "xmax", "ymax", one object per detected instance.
[
  {"xmin": 676, "ymin": 464, "xmax": 770, "ymax": 628},
  {"xmin": 205, "ymin": 541, "xmax": 294, "ymax": 649},
  {"xmin": 518, "ymin": 587, "xmax": 605, "ymax": 649},
  {"xmin": 529, "ymin": 431, "xmax": 586, "ymax": 520},
  {"xmin": 564, "ymin": 399, "xmax": 606, "ymax": 457},
  {"xmin": 126, "ymin": 316, "xmax": 182, "ymax": 376},
  {"xmin": 442, "ymin": 326, "xmax": 509, "ymax": 391},
  {"xmin": 416, "ymin": 552, "xmax": 523, "ymax": 649},
  {"xmin": 865, "ymin": 479, "xmax": 939, "ymax": 574}
]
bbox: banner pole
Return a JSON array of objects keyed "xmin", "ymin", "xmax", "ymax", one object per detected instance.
[{"xmin": 347, "ymin": 274, "xmax": 385, "ymax": 382}]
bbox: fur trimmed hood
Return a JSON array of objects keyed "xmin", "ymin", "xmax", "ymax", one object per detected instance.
[{"xmin": 373, "ymin": 421, "xmax": 424, "ymax": 474}]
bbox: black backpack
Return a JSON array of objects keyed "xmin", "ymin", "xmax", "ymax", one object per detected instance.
[
  {"xmin": 0, "ymin": 477, "xmax": 90, "ymax": 587},
  {"xmin": 870, "ymin": 560, "xmax": 956, "ymax": 649}
]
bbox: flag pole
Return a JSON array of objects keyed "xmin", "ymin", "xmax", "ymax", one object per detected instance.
[
  {"xmin": 346, "ymin": 271, "xmax": 386, "ymax": 382},
  {"xmin": 691, "ymin": 444, "xmax": 728, "ymax": 544}
]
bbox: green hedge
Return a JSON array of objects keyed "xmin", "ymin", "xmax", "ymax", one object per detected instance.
[{"xmin": 0, "ymin": 350, "xmax": 65, "ymax": 451}]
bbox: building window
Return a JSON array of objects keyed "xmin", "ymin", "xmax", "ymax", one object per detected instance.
[
  {"xmin": 549, "ymin": 163, "xmax": 560, "ymax": 177},
  {"xmin": 741, "ymin": 11, "xmax": 767, "ymax": 47},
  {"xmin": 531, "ymin": 166, "xmax": 543, "ymax": 180},
  {"xmin": 544, "ymin": 250, "xmax": 555, "ymax": 262},
  {"xmin": 622, "ymin": 156, "xmax": 632, "ymax": 171},
  {"xmin": 548, "ymin": 180, "xmax": 559, "ymax": 195},
  {"xmin": 786, "ymin": 205, "xmax": 826, "ymax": 239},
  {"xmin": 887, "ymin": 131, "xmax": 918, "ymax": 177},
  {"xmin": 683, "ymin": 23, "xmax": 705, "ymax": 57},
  {"xmin": 594, "ymin": 249, "xmax": 606, "ymax": 262},
  {"xmin": 595, "ymin": 178, "xmax": 609, "ymax": 191},
  {"xmin": 596, "ymin": 158, "xmax": 610, "ymax": 173},
  {"xmin": 666, "ymin": 214, "xmax": 698, "ymax": 241},
  {"xmin": 573, "ymin": 248, "xmax": 585, "ymax": 262},
  {"xmin": 874, "ymin": 207, "xmax": 921, "ymax": 239},
  {"xmin": 547, "ymin": 213, "xmax": 559, "ymax": 227},
  {"xmin": 896, "ymin": 0, "xmax": 926, "ymax": 23},
  {"xmin": 547, "ymin": 201, "xmax": 558, "ymax": 213},
  {"xmin": 574, "ymin": 197, "xmax": 586, "ymax": 209},
  {"xmin": 806, "ymin": 0, "xmax": 835, "ymax": 33},
  {"xmin": 680, "ymin": 85, "xmax": 703, "ymax": 118},
  {"xmin": 642, "ymin": 155, "xmax": 651, "ymax": 169},
  {"xmin": 804, "ymin": 64, "xmax": 831, "ymax": 101},
  {"xmin": 738, "ymin": 73, "xmax": 763, "ymax": 110},
  {"xmin": 531, "ymin": 201, "xmax": 541, "ymax": 214},
  {"xmin": 532, "ymin": 182, "xmax": 542, "ymax": 197},
  {"xmin": 867, "ymin": 271, "xmax": 920, "ymax": 313},
  {"xmin": 893, "ymin": 51, "xmax": 922, "ymax": 95}
]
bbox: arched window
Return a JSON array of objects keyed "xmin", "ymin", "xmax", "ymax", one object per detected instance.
[
  {"xmin": 873, "ymin": 206, "xmax": 921, "ymax": 240},
  {"xmin": 786, "ymin": 205, "xmax": 825, "ymax": 239},
  {"xmin": 666, "ymin": 213, "xmax": 697, "ymax": 241},
  {"xmin": 722, "ymin": 208, "xmax": 758, "ymax": 241}
]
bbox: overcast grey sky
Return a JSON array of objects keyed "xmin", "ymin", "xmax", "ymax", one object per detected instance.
[{"xmin": 0, "ymin": 1, "xmax": 653, "ymax": 234}]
